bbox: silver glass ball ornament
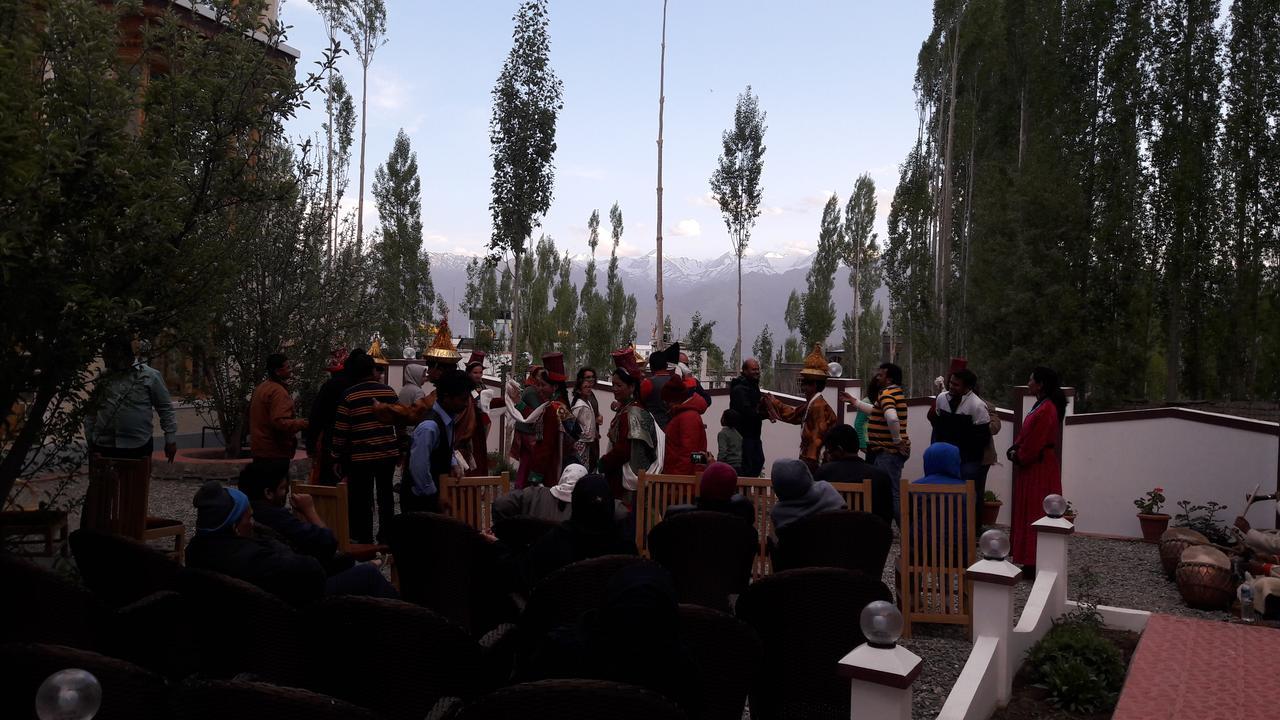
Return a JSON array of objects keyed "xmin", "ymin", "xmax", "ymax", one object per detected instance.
[
  {"xmin": 979, "ymin": 528, "xmax": 1011, "ymax": 561},
  {"xmin": 35, "ymin": 668, "xmax": 101, "ymax": 720},
  {"xmin": 859, "ymin": 600, "xmax": 904, "ymax": 648},
  {"xmin": 1042, "ymin": 493, "xmax": 1067, "ymax": 519}
]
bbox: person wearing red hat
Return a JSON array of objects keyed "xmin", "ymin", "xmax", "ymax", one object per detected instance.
[
  {"xmin": 509, "ymin": 353, "xmax": 577, "ymax": 487},
  {"xmin": 660, "ymin": 374, "xmax": 709, "ymax": 476},
  {"xmin": 599, "ymin": 348, "xmax": 658, "ymax": 500}
]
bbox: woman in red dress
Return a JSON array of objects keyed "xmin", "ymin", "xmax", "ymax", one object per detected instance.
[{"xmin": 1008, "ymin": 366, "xmax": 1067, "ymax": 576}]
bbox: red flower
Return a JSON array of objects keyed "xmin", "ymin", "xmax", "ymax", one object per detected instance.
[{"xmin": 1154, "ymin": 487, "xmax": 1164, "ymax": 493}]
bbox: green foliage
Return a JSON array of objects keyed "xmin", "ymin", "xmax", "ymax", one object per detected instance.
[
  {"xmin": 461, "ymin": 257, "xmax": 507, "ymax": 358},
  {"xmin": 0, "ymin": 0, "xmax": 326, "ymax": 495},
  {"xmin": 1026, "ymin": 623, "xmax": 1124, "ymax": 715},
  {"xmin": 983, "ymin": 489, "xmax": 1000, "ymax": 502},
  {"xmin": 605, "ymin": 203, "xmax": 637, "ymax": 348},
  {"xmin": 1173, "ymin": 499, "xmax": 1233, "ymax": 545},
  {"xmin": 684, "ymin": 312, "xmax": 725, "ymax": 378},
  {"xmin": 841, "ymin": 303, "xmax": 884, "ymax": 383},
  {"xmin": 577, "ymin": 209, "xmax": 614, "ymax": 371},
  {"xmin": 798, "ymin": 194, "xmax": 841, "ymax": 348},
  {"xmin": 752, "ymin": 325, "xmax": 775, "ymax": 388},
  {"xmin": 371, "ymin": 129, "xmax": 434, "ymax": 356}
]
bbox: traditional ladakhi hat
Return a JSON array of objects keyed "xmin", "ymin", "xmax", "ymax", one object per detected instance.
[
  {"xmin": 367, "ymin": 337, "xmax": 390, "ymax": 367},
  {"xmin": 467, "ymin": 350, "xmax": 486, "ymax": 370},
  {"xmin": 422, "ymin": 315, "xmax": 461, "ymax": 365},
  {"xmin": 610, "ymin": 347, "xmax": 644, "ymax": 383},
  {"xmin": 948, "ymin": 357, "xmax": 968, "ymax": 374},
  {"xmin": 799, "ymin": 343, "xmax": 830, "ymax": 378},
  {"xmin": 324, "ymin": 348, "xmax": 349, "ymax": 373},
  {"xmin": 542, "ymin": 352, "xmax": 567, "ymax": 383}
]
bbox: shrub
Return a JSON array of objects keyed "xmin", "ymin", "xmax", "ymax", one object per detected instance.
[
  {"xmin": 1026, "ymin": 623, "xmax": 1125, "ymax": 715},
  {"xmin": 984, "ymin": 490, "xmax": 1000, "ymax": 502}
]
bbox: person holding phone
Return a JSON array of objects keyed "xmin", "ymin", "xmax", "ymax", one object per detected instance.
[{"xmin": 661, "ymin": 376, "xmax": 709, "ymax": 476}]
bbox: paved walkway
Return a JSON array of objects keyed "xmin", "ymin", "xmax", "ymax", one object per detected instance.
[{"xmin": 1113, "ymin": 613, "xmax": 1280, "ymax": 720}]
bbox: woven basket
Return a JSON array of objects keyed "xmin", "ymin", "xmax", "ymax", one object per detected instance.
[
  {"xmin": 1175, "ymin": 545, "xmax": 1233, "ymax": 610},
  {"xmin": 1159, "ymin": 528, "xmax": 1209, "ymax": 578}
]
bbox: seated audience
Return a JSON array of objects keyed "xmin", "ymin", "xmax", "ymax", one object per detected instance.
[
  {"xmin": 663, "ymin": 461, "xmax": 755, "ymax": 527},
  {"xmin": 769, "ymin": 458, "xmax": 845, "ymax": 539},
  {"xmin": 492, "ymin": 464, "xmax": 626, "ymax": 525},
  {"xmin": 187, "ymin": 481, "xmax": 397, "ymax": 605},
  {"xmin": 238, "ymin": 461, "xmax": 343, "ymax": 569},
  {"xmin": 529, "ymin": 564, "xmax": 700, "ymax": 713},
  {"xmin": 814, "ymin": 424, "xmax": 894, "ymax": 525},
  {"xmin": 524, "ymin": 474, "xmax": 637, "ymax": 587}
]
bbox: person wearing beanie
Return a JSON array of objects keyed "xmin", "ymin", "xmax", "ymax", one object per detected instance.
[
  {"xmin": 768, "ymin": 459, "xmax": 845, "ymax": 539},
  {"xmin": 187, "ymin": 480, "xmax": 398, "ymax": 604},
  {"xmin": 660, "ymin": 377, "xmax": 708, "ymax": 476},
  {"xmin": 663, "ymin": 462, "xmax": 756, "ymax": 527},
  {"xmin": 491, "ymin": 463, "xmax": 628, "ymax": 525}
]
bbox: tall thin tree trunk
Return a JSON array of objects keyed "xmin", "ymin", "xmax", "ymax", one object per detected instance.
[
  {"xmin": 510, "ymin": 250, "xmax": 523, "ymax": 368},
  {"xmin": 1018, "ymin": 84, "xmax": 1028, "ymax": 171},
  {"xmin": 937, "ymin": 19, "xmax": 960, "ymax": 354},
  {"xmin": 654, "ymin": 0, "xmax": 667, "ymax": 348},
  {"xmin": 356, "ymin": 61, "xmax": 369, "ymax": 253},
  {"xmin": 736, "ymin": 251, "xmax": 743, "ymax": 367},
  {"xmin": 325, "ymin": 73, "xmax": 335, "ymax": 263},
  {"xmin": 852, "ymin": 254, "xmax": 860, "ymax": 375}
]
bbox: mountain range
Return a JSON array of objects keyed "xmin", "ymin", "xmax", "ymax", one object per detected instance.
[{"xmin": 428, "ymin": 249, "xmax": 889, "ymax": 354}]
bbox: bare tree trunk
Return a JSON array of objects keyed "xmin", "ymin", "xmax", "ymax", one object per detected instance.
[
  {"xmin": 0, "ymin": 375, "xmax": 56, "ymax": 504},
  {"xmin": 325, "ymin": 74, "xmax": 335, "ymax": 263},
  {"xmin": 510, "ymin": 250, "xmax": 523, "ymax": 369},
  {"xmin": 852, "ymin": 253, "xmax": 860, "ymax": 376},
  {"xmin": 654, "ymin": 0, "xmax": 668, "ymax": 348},
  {"xmin": 356, "ymin": 61, "xmax": 369, "ymax": 253},
  {"xmin": 1018, "ymin": 84, "xmax": 1028, "ymax": 171},
  {"xmin": 937, "ymin": 19, "xmax": 960, "ymax": 354},
  {"xmin": 960, "ymin": 108, "xmax": 976, "ymax": 356},
  {"xmin": 736, "ymin": 251, "xmax": 743, "ymax": 368}
]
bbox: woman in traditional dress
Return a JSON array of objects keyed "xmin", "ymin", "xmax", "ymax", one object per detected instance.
[
  {"xmin": 571, "ymin": 367, "xmax": 603, "ymax": 468},
  {"xmin": 461, "ymin": 351, "xmax": 490, "ymax": 476},
  {"xmin": 1008, "ymin": 366, "xmax": 1067, "ymax": 576},
  {"xmin": 598, "ymin": 348, "xmax": 657, "ymax": 501}
]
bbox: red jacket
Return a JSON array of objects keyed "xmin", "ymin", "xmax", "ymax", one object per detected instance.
[{"xmin": 663, "ymin": 394, "xmax": 708, "ymax": 476}]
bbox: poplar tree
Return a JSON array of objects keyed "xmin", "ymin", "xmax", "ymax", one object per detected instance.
[
  {"xmin": 605, "ymin": 203, "xmax": 638, "ymax": 347},
  {"xmin": 336, "ymin": 0, "xmax": 386, "ymax": 252},
  {"xmin": 371, "ymin": 129, "xmax": 434, "ymax": 356},
  {"xmin": 799, "ymin": 194, "xmax": 842, "ymax": 348}
]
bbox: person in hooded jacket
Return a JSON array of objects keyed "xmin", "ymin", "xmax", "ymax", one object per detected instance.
[
  {"xmin": 907, "ymin": 442, "xmax": 972, "ymax": 569},
  {"xmin": 663, "ymin": 461, "xmax": 755, "ymax": 527},
  {"xmin": 768, "ymin": 458, "xmax": 845, "ymax": 540},
  {"xmin": 660, "ymin": 378, "xmax": 708, "ymax": 476},
  {"xmin": 524, "ymin": 474, "xmax": 637, "ymax": 588}
]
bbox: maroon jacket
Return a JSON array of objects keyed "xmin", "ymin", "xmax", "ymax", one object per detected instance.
[{"xmin": 662, "ymin": 394, "xmax": 709, "ymax": 476}]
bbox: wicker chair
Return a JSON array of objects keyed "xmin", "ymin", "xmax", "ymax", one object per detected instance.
[
  {"xmin": 771, "ymin": 510, "xmax": 893, "ymax": 578},
  {"xmin": 171, "ymin": 679, "xmax": 378, "ymax": 720},
  {"xmin": 455, "ymin": 679, "xmax": 686, "ymax": 720},
  {"xmin": 0, "ymin": 552, "xmax": 99, "ymax": 649},
  {"xmin": 388, "ymin": 512, "xmax": 520, "ymax": 636},
  {"xmin": 70, "ymin": 528, "xmax": 181, "ymax": 609},
  {"xmin": 174, "ymin": 568, "xmax": 304, "ymax": 684},
  {"xmin": 677, "ymin": 604, "xmax": 762, "ymax": 720},
  {"xmin": 734, "ymin": 567, "xmax": 893, "ymax": 720},
  {"xmin": 648, "ymin": 512, "xmax": 757, "ymax": 612},
  {"xmin": 0, "ymin": 642, "xmax": 168, "ymax": 720},
  {"xmin": 518, "ymin": 554, "xmax": 656, "ymax": 659},
  {"xmin": 492, "ymin": 516, "xmax": 560, "ymax": 554},
  {"xmin": 304, "ymin": 596, "xmax": 491, "ymax": 719},
  {"xmin": 102, "ymin": 590, "xmax": 199, "ymax": 681}
]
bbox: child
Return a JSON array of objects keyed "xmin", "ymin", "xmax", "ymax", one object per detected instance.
[{"xmin": 717, "ymin": 408, "xmax": 744, "ymax": 475}]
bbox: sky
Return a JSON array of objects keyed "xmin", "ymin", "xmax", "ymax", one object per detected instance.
[{"xmin": 280, "ymin": 0, "xmax": 934, "ymax": 260}]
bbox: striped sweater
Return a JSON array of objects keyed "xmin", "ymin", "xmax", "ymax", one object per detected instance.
[
  {"xmin": 332, "ymin": 381, "xmax": 401, "ymax": 463},
  {"xmin": 866, "ymin": 385, "xmax": 910, "ymax": 456}
]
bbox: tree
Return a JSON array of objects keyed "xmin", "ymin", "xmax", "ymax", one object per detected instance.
[
  {"xmin": 461, "ymin": 257, "xmax": 506, "ymax": 356},
  {"xmin": 752, "ymin": 324, "xmax": 775, "ymax": 388},
  {"xmin": 709, "ymin": 86, "xmax": 767, "ymax": 367},
  {"xmin": 605, "ymin": 203, "xmax": 638, "ymax": 347},
  {"xmin": 884, "ymin": 138, "xmax": 935, "ymax": 392},
  {"xmin": 550, "ymin": 249, "xmax": 579, "ymax": 364},
  {"xmin": 798, "ymin": 193, "xmax": 842, "ymax": 348},
  {"xmin": 371, "ymin": 129, "xmax": 434, "ymax": 355},
  {"xmin": 489, "ymin": 0, "xmax": 564, "ymax": 363},
  {"xmin": 842, "ymin": 174, "xmax": 879, "ymax": 368},
  {"xmin": 0, "ymin": 0, "xmax": 326, "ymax": 498},
  {"xmin": 577, "ymin": 209, "xmax": 613, "ymax": 371},
  {"xmin": 684, "ymin": 312, "xmax": 725, "ymax": 378},
  {"xmin": 336, "ymin": 0, "xmax": 386, "ymax": 252},
  {"xmin": 313, "ymin": 0, "xmax": 349, "ymax": 260},
  {"xmin": 322, "ymin": 72, "xmax": 356, "ymax": 258}
]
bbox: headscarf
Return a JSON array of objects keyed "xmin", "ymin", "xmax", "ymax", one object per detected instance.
[
  {"xmin": 193, "ymin": 481, "xmax": 249, "ymax": 535},
  {"xmin": 550, "ymin": 463, "xmax": 589, "ymax": 503},
  {"xmin": 699, "ymin": 462, "xmax": 738, "ymax": 503},
  {"xmin": 919, "ymin": 442, "xmax": 963, "ymax": 484},
  {"xmin": 404, "ymin": 363, "xmax": 427, "ymax": 386},
  {"xmin": 769, "ymin": 458, "xmax": 844, "ymax": 531}
]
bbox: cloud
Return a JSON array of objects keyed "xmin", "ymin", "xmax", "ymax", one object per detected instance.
[
  {"xmin": 615, "ymin": 241, "xmax": 643, "ymax": 258},
  {"xmin": 690, "ymin": 192, "xmax": 719, "ymax": 208},
  {"xmin": 425, "ymin": 233, "xmax": 449, "ymax": 246},
  {"xmin": 669, "ymin": 219, "xmax": 701, "ymax": 237},
  {"xmin": 369, "ymin": 73, "xmax": 409, "ymax": 112},
  {"xmin": 761, "ymin": 206, "xmax": 785, "ymax": 216}
]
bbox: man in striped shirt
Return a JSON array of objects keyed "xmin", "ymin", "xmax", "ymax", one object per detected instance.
[
  {"xmin": 859, "ymin": 362, "xmax": 909, "ymax": 527},
  {"xmin": 331, "ymin": 352, "xmax": 401, "ymax": 544}
]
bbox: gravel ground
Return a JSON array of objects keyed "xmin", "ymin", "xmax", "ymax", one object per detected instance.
[{"xmin": 58, "ymin": 478, "xmax": 1238, "ymax": 719}]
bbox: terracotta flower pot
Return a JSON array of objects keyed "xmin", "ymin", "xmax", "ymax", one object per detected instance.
[
  {"xmin": 1137, "ymin": 513, "xmax": 1171, "ymax": 543},
  {"xmin": 981, "ymin": 500, "xmax": 1002, "ymax": 526}
]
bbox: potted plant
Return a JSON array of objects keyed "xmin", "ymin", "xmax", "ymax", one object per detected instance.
[
  {"xmin": 1133, "ymin": 487, "xmax": 1170, "ymax": 542},
  {"xmin": 981, "ymin": 490, "xmax": 1002, "ymax": 526},
  {"xmin": 1064, "ymin": 500, "xmax": 1077, "ymax": 524}
]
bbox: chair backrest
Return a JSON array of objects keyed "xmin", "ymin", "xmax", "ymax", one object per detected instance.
[
  {"xmin": 677, "ymin": 604, "xmax": 762, "ymax": 720},
  {"xmin": 898, "ymin": 479, "xmax": 975, "ymax": 638},
  {"xmin": 305, "ymin": 596, "xmax": 488, "ymax": 720},
  {"xmin": 771, "ymin": 510, "xmax": 893, "ymax": 578},
  {"xmin": 440, "ymin": 472, "xmax": 510, "ymax": 533},
  {"xmin": 831, "ymin": 481, "xmax": 874, "ymax": 513},
  {"xmin": 492, "ymin": 516, "xmax": 560, "ymax": 554},
  {"xmin": 0, "ymin": 642, "xmax": 169, "ymax": 720},
  {"xmin": 83, "ymin": 454, "xmax": 152, "ymax": 539},
  {"xmin": 291, "ymin": 481, "xmax": 351, "ymax": 552},
  {"xmin": 388, "ymin": 512, "xmax": 517, "ymax": 635},
  {"xmin": 518, "ymin": 554, "xmax": 658, "ymax": 675},
  {"xmin": 0, "ymin": 552, "xmax": 99, "ymax": 649},
  {"xmin": 734, "ymin": 567, "xmax": 893, "ymax": 720},
  {"xmin": 70, "ymin": 528, "xmax": 181, "ymax": 608},
  {"xmin": 455, "ymin": 679, "xmax": 686, "ymax": 720},
  {"xmin": 103, "ymin": 590, "xmax": 200, "ymax": 681},
  {"xmin": 174, "ymin": 568, "xmax": 304, "ymax": 684},
  {"xmin": 648, "ymin": 512, "xmax": 757, "ymax": 612},
  {"xmin": 633, "ymin": 472, "xmax": 700, "ymax": 553},
  {"xmin": 733, "ymin": 477, "xmax": 776, "ymax": 578},
  {"xmin": 172, "ymin": 679, "xmax": 380, "ymax": 720}
]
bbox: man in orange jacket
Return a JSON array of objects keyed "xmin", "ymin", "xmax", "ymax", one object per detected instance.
[{"xmin": 249, "ymin": 353, "xmax": 309, "ymax": 481}]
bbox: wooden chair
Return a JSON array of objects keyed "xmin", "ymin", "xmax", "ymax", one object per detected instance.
[
  {"xmin": 734, "ymin": 477, "xmax": 776, "ymax": 578},
  {"xmin": 832, "ymin": 480, "xmax": 874, "ymax": 513},
  {"xmin": 898, "ymin": 479, "xmax": 975, "ymax": 638},
  {"xmin": 0, "ymin": 509, "xmax": 69, "ymax": 558},
  {"xmin": 290, "ymin": 481, "xmax": 383, "ymax": 560},
  {"xmin": 83, "ymin": 454, "xmax": 184, "ymax": 560},
  {"xmin": 633, "ymin": 472, "xmax": 699, "ymax": 554},
  {"xmin": 440, "ymin": 472, "xmax": 510, "ymax": 534}
]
